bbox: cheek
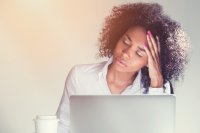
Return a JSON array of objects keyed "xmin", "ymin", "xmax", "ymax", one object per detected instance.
[
  {"xmin": 139, "ymin": 56, "xmax": 148, "ymax": 66},
  {"xmin": 131, "ymin": 56, "xmax": 148, "ymax": 68},
  {"xmin": 136, "ymin": 53, "xmax": 148, "ymax": 65},
  {"xmin": 113, "ymin": 45, "xmax": 123, "ymax": 56}
]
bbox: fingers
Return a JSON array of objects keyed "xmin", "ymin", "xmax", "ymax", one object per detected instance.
[
  {"xmin": 146, "ymin": 34, "xmax": 156, "ymax": 62},
  {"xmin": 146, "ymin": 31, "xmax": 160, "ymax": 63},
  {"xmin": 156, "ymin": 35, "xmax": 160, "ymax": 55},
  {"xmin": 156, "ymin": 36, "xmax": 162, "ymax": 69},
  {"xmin": 148, "ymin": 31, "xmax": 158, "ymax": 57},
  {"xmin": 143, "ymin": 44, "xmax": 153, "ymax": 62}
]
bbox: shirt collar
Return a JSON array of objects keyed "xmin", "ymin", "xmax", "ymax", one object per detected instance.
[{"xmin": 98, "ymin": 57, "xmax": 142, "ymax": 90}]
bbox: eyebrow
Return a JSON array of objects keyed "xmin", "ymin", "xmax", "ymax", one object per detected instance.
[
  {"xmin": 138, "ymin": 46, "xmax": 145, "ymax": 52},
  {"xmin": 125, "ymin": 34, "xmax": 132, "ymax": 42}
]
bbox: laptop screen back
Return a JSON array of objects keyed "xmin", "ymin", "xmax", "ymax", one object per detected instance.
[{"xmin": 70, "ymin": 95, "xmax": 175, "ymax": 133}]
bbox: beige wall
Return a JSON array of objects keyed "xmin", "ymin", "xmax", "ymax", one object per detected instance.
[{"xmin": 0, "ymin": 0, "xmax": 199, "ymax": 133}]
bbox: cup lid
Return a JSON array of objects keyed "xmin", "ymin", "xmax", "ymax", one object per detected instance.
[{"xmin": 36, "ymin": 115, "xmax": 57, "ymax": 120}]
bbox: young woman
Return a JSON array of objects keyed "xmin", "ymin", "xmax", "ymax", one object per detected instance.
[{"xmin": 56, "ymin": 2, "xmax": 189, "ymax": 133}]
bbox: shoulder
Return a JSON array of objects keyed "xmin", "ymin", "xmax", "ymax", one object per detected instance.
[
  {"xmin": 72, "ymin": 61, "xmax": 107, "ymax": 76},
  {"xmin": 65, "ymin": 61, "xmax": 107, "ymax": 94},
  {"xmin": 66, "ymin": 61, "xmax": 107, "ymax": 83}
]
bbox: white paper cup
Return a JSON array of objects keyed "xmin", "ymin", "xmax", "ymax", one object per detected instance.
[
  {"xmin": 36, "ymin": 115, "xmax": 57, "ymax": 120},
  {"xmin": 34, "ymin": 115, "xmax": 59, "ymax": 133}
]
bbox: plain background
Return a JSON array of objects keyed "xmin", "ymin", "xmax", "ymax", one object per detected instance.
[{"xmin": 0, "ymin": 0, "xmax": 199, "ymax": 133}]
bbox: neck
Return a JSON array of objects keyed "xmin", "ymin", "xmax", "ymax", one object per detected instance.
[{"xmin": 107, "ymin": 64, "xmax": 138, "ymax": 87}]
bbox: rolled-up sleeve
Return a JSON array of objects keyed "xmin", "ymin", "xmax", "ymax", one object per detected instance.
[
  {"xmin": 148, "ymin": 81, "xmax": 172, "ymax": 95},
  {"xmin": 56, "ymin": 66, "xmax": 77, "ymax": 133}
]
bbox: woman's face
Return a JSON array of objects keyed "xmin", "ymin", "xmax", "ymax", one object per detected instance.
[{"xmin": 112, "ymin": 26, "xmax": 148, "ymax": 73}]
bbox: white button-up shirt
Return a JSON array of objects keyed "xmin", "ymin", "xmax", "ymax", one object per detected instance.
[{"xmin": 56, "ymin": 58, "xmax": 171, "ymax": 133}]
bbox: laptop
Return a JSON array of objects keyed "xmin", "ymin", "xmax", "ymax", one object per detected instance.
[{"xmin": 70, "ymin": 95, "xmax": 175, "ymax": 133}]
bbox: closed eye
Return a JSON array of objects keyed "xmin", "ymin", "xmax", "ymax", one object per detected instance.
[
  {"xmin": 136, "ymin": 51, "xmax": 143, "ymax": 57},
  {"xmin": 123, "ymin": 40, "xmax": 129, "ymax": 45},
  {"xmin": 122, "ymin": 38, "xmax": 131, "ymax": 46}
]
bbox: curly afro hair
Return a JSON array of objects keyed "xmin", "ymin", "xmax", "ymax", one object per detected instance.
[{"xmin": 98, "ymin": 2, "xmax": 190, "ymax": 93}]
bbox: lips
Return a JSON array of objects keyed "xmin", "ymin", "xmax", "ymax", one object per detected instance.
[{"xmin": 115, "ymin": 58, "xmax": 128, "ymax": 67}]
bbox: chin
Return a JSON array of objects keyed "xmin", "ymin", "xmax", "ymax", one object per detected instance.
[
  {"xmin": 112, "ymin": 64, "xmax": 131, "ymax": 73},
  {"xmin": 112, "ymin": 59, "xmax": 140, "ymax": 73}
]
